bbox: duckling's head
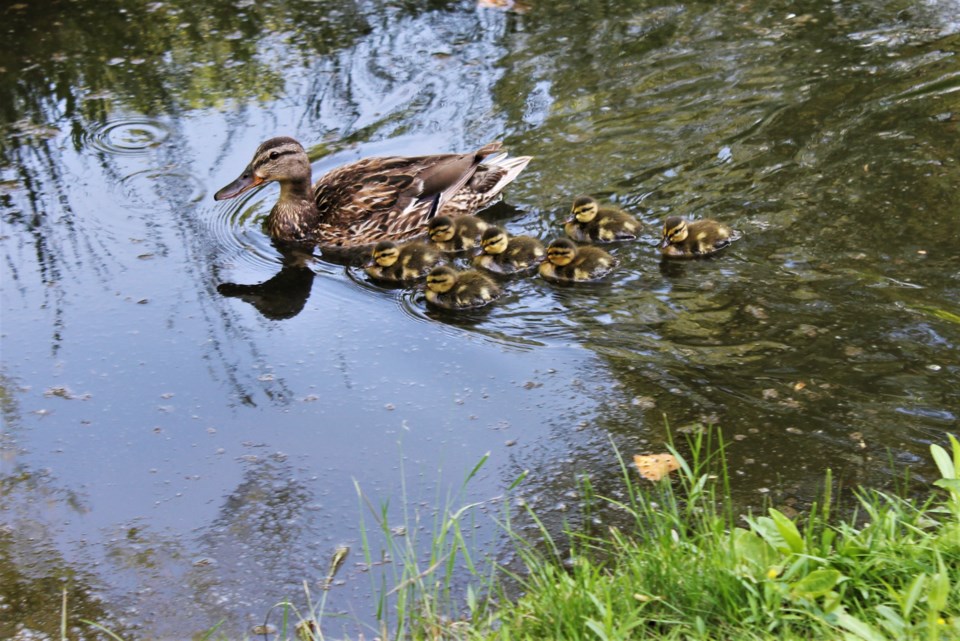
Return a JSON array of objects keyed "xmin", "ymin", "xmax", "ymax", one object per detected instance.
[
  {"xmin": 569, "ymin": 196, "xmax": 599, "ymax": 223},
  {"xmin": 480, "ymin": 226, "xmax": 509, "ymax": 255},
  {"xmin": 214, "ymin": 137, "xmax": 311, "ymax": 200},
  {"xmin": 545, "ymin": 238, "xmax": 578, "ymax": 266},
  {"xmin": 371, "ymin": 240, "xmax": 400, "ymax": 267},
  {"xmin": 425, "ymin": 265, "xmax": 458, "ymax": 293},
  {"xmin": 428, "ymin": 216, "xmax": 455, "ymax": 243},
  {"xmin": 661, "ymin": 216, "xmax": 688, "ymax": 246}
]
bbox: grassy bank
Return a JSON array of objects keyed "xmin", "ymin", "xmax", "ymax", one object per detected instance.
[
  {"xmin": 345, "ymin": 430, "xmax": 960, "ymax": 641},
  {"xmin": 70, "ymin": 431, "xmax": 960, "ymax": 640}
]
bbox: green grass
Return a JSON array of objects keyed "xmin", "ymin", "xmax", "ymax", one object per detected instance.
[
  {"xmin": 456, "ymin": 431, "xmax": 960, "ymax": 641},
  {"xmin": 352, "ymin": 452, "xmax": 502, "ymax": 640},
  {"xmin": 349, "ymin": 429, "xmax": 959, "ymax": 641}
]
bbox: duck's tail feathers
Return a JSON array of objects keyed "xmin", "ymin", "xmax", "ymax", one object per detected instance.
[
  {"xmin": 496, "ymin": 155, "xmax": 533, "ymax": 187},
  {"xmin": 473, "ymin": 154, "xmax": 532, "ymax": 198}
]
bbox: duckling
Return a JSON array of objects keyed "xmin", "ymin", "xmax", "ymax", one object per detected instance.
[
  {"xmin": 424, "ymin": 265, "xmax": 501, "ymax": 310},
  {"xmin": 659, "ymin": 216, "xmax": 737, "ymax": 258},
  {"xmin": 427, "ymin": 215, "xmax": 489, "ymax": 252},
  {"xmin": 473, "ymin": 226, "xmax": 545, "ymax": 274},
  {"xmin": 539, "ymin": 238, "xmax": 617, "ymax": 282},
  {"xmin": 564, "ymin": 195, "xmax": 641, "ymax": 243},
  {"xmin": 364, "ymin": 240, "xmax": 443, "ymax": 283}
]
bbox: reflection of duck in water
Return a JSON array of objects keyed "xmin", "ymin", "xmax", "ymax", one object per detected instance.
[
  {"xmin": 659, "ymin": 216, "xmax": 738, "ymax": 258},
  {"xmin": 364, "ymin": 240, "xmax": 443, "ymax": 284},
  {"xmin": 539, "ymin": 238, "xmax": 617, "ymax": 282},
  {"xmin": 427, "ymin": 215, "xmax": 489, "ymax": 252},
  {"xmin": 564, "ymin": 196, "xmax": 641, "ymax": 243},
  {"xmin": 473, "ymin": 226, "xmax": 545, "ymax": 274},
  {"xmin": 217, "ymin": 246, "xmax": 315, "ymax": 320},
  {"xmin": 213, "ymin": 137, "xmax": 531, "ymax": 254},
  {"xmin": 424, "ymin": 266, "xmax": 501, "ymax": 310}
]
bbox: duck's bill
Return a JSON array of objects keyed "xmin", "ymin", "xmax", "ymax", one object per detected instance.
[{"xmin": 214, "ymin": 167, "xmax": 263, "ymax": 200}]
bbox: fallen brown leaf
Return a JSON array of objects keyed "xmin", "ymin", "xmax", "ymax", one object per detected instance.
[{"xmin": 633, "ymin": 453, "xmax": 680, "ymax": 482}]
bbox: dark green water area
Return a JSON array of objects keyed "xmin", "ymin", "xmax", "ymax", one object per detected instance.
[{"xmin": 1, "ymin": 0, "xmax": 958, "ymax": 637}]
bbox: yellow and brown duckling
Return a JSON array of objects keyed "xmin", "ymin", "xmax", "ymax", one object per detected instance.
[
  {"xmin": 539, "ymin": 238, "xmax": 618, "ymax": 282},
  {"xmin": 424, "ymin": 265, "xmax": 501, "ymax": 310},
  {"xmin": 213, "ymin": 137, "xmax": 531, "ymax": 249},
  {"xmin": 564, "ymin": 195, "xmax": 641, "ymax": 243},
  {"xmin": 364, "ymin": 240, "xmax": 443, "ymax": 283},
  {"xmin": 472, "ymin": 226, "xmax": 545, "ymax": 274},
  {"xmin": 427, "ymin": 214, "xmax": 490, "ymax": 252},
  {"xmin": 659, "ymin": 216, "xmax": 737, "ymax": 258}
]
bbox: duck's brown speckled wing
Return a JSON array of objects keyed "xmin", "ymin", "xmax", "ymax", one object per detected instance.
[{"xmin": 311, "ymin": 143, "xmax": 503, "ymax": 246}]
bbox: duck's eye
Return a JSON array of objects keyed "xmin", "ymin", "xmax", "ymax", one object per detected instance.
[{"xmin": 269, "ymin": 150, "xmax": 280, "ymax": 160}]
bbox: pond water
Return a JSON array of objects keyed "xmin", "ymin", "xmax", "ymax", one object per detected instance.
[{"xmin": 2, "ymin": 0, "xmax": 959, "ymax": 637}]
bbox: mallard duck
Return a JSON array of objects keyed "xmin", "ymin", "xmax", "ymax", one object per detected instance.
[
  {"xmin": 564, "ymin": 195, "xmax": 641, "ymax": 243},
  {"xmin": 539, "ymin": 238, "xmax": 617, "ymax": 282},
  {"xmin": 214, "ymin": 137, "xmax": 531, "ymax": 249},
  {"xmin": 659, "ymin": 216, "xmax": 737, "ymax": 258},
  {"xmin": 427, "ymin": 215, "xmax": 489, "ymax": 252},
  {"xmin": 424, "ymin": 265, "xmax": 501, "ymax": 310},
  {"xmin": 364, "ymin": 240, "xmax": 443, "ymax": 283},
  {"xmin": 473, "ymin": 226, "xmax": 545, "ymax": 274}
]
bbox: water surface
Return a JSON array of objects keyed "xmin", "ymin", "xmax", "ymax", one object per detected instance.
[{"xmin": 2, "ymin": 0, "xmax": 959, "ymax": 637}]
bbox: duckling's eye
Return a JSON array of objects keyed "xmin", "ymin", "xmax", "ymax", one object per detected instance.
[{"xmin": 269, "ymin": 150, "xmax": 280, "ymax": 160}]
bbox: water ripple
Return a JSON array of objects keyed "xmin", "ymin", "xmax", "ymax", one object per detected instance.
[
  {"xmin": 86, "ymin": 117, "xmax": 172, "ymax": 155},
  {"xmin": 210, "ymin": 194, "xmax": 282, "ymax": 272},
  {"xmin": 118, "ymin": 168, "xmax": 205, "ymax": 211}
]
